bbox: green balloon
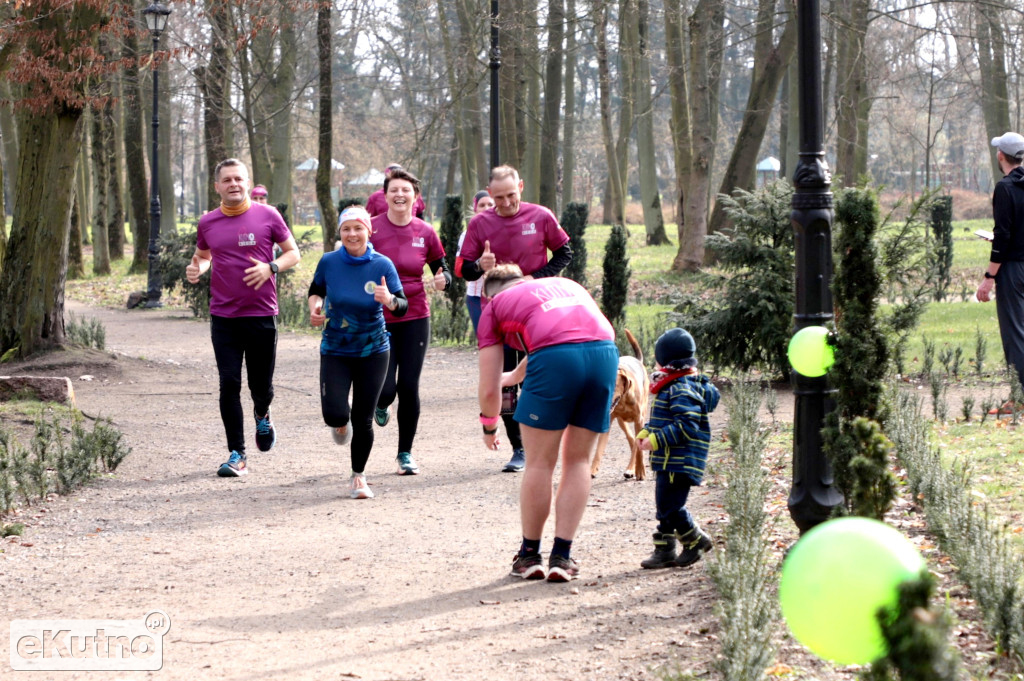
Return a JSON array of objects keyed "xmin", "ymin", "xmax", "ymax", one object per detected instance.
[
  {"xmin": 778, "ymin": 517, "xmax": 925, "ymax": 666},
  {"xmin": 787, "ymin": 326, "xmax": 834, "ymax": 377}
]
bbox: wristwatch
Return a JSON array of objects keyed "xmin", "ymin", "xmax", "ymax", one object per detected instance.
[
  {"xmin": 269, "ymin": 261, "xmax": 279, "ymax": 275},
  {"xmin": 984, "ymin": 271, "xmax": 995, "ymax": 279}
]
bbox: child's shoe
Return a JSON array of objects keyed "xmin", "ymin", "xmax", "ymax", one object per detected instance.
[
  {"xmin": 674, "ymin": 526, "xmax": 713, "ymax": 567},
  {"xmin": 640, "ymin": 532, "xmax": 678, "ymax": 569}
]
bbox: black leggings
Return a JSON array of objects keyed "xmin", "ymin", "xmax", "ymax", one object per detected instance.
[
  {"xmin": 210, "ymin": 315, "xmax": 277, "ymax": 454},
  {"xmin": 377, "ymin": 317, "xmax": 430, "ymax": 453},
  {"xmin": 502, "ymin": 345, "xmax": 524, "ymax": 451},
  {"xmin": 320, "ymin": 351, "xmax": 390, "ymax": 474}
]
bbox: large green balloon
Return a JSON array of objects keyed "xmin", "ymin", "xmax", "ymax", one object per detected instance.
[
  {"xmin": 778, "ymin": 517, "xmax": 925, "ymax": 666},
  {"xmin": 787, "ymin": 326, "xmax": 834, "ymax": 377}
]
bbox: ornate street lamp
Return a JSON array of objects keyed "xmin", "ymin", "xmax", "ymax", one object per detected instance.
[
  {"xmin": 143, "ymin": 2, "xmax": 172, "ymax": 308},
  {"xmin": 788, "ymin": 0, "xmax": 843, "ymax": 531},
  {"xmin": 489, "ymin": 0, "xmax": 500, "ymax": 169}
]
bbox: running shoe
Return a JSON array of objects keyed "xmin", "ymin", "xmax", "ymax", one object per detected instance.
[
  {"xmin": 350, "ymin": 473, "xmax": 374, "ymax": 499},
  {"xmin": 396, "ymin": 451, "xmax": 419, "ymax": 475},
  {"xmin": 546, "ymin": 554, "xmax": 580, "ymax": 582},
  {"xmin": 217, "ymin": 450, "xmax": 248, "ymax": 477},
  {"xmin": 511, "ymin": 552, "xmax": 546, "ymax": 580},
  {"xmin": 502, "ymin": 448, "xmax": 526, "ymax": 473},
  {"xmin": 374, "ymin": 406, "xmax": 392, "ymax": 427},
  {"xmin": 332, "ymin": 425, "xmax": 351, "ymax": 445},
  {"xmin": 254, "ymin": 409, "xmax": 276, "ymax": 452}
]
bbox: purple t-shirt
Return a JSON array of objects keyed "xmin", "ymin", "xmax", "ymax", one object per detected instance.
[
  {"xmin": 369, "ymin": 214, "xmax": 445, "ymax": 323},
  {"xmin": 477, "ymin": 278, "xmax": 615, "ymax": 353},
  {"xmin": 365, "ymin": 189, "xmax": 426, "ymax": 218},
  {"xmin": 460, "ymin": 202, "xmax": 569, "ymax": 277},
  {"xmin": 196, "ymin": 203, "xmax": 293, "ymax": 317}
]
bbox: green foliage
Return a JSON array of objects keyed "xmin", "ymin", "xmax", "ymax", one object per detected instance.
[
  {"xmin": 560, "ymin": 202, "xmax": 589, "ymax": 286},
  {"xmin": 158, "ymin": 228, "xmax": 210, "ymax": 318},
  {"xmin": 430, "ymin": 195, "xmax": 470, "ymax": 346},
  {"xmin": 65, "ymin": 313, "xmax": 106, "ymax": 350},
  {"xmin": 673, "ymin": 181, "xmax": 794, "ymax": 378},
  {"xmin": 928, "ymin": 196, "xmax": 954, "ymax": 302},
  {"xmin": 974, "ymin": 326, "xmax": 988, "ymax": 376},
  {"xmin": 876, "ymin": 194, "xmax": 934, "ymax": 375},
  {"xmin": 847, "ymin": 417, "xmax": 898, "ymax": 521},
  {"xmin": 710, "ymin": 380, "xmax": 780, "ymax": 681},
  {"xmin": 886, "ymin": 388, "xmax": 1024, "ymax": 663},
  {"xmin": 865, "ymin": 569, "xmax": 960, "ymax": 681},
  {"xmin": 0, "ymin": 413, "xmax": 132, "ymax": 516},
  {"xmin": 601, "ymin": 224, "xmax": 630, "ymax": 329},
  {"xmin": 824, "ymin": 187, "xmax": 893, "ymax": 514},
  {"xmin": 1, "ymin": 522, "xmax": 24, "ymax": 537}
]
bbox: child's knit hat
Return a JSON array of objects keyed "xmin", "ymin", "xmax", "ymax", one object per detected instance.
[{"xmin": 655, "ymin": 328, "xmax": 697, "ymax": 369}]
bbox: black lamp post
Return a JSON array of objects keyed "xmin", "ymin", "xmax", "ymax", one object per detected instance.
[
  {"xmin": 489, "ymin": 0, "xmax": 501, "ymax": 169},
  {"xmin": 143, "ymin": 2, "xmax": 172, "ymax": 309},
  {"xmin": 787, "ymin": 0, "xmax": 843, "ymax": 532}
]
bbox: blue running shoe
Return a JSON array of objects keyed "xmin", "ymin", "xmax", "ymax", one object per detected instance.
[
  {"xmin": 254, "ymin": 409, "xmax": 276, "ymax": 452},
  {"xmin": 374, "ymin": 406, "xmax": 392, "ymax": 427},
  {"xmin": 218, "ymin": 450, "xmax": 248, "ymax": 477},
  {"xmin": 502, "ymin": 448, "xmax": 526, "ymax": 473}
]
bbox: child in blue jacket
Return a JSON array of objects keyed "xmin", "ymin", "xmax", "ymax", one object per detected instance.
[{"xmin": 637, "ymin": 328, "xmax": 720, "ymax": 568}]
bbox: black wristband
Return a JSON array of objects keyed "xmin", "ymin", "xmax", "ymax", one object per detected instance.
[
  {"xmin": 482, "ymin": 424, "xmax": 498, "ymax": 435},
  {"xmin": 984, "ymin": 271, "xmax": 996, "ymax": 279}
]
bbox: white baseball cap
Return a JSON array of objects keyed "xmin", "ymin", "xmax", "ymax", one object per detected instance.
[{"xmin": 991, "ymin": 132, "xmax": 1024, "ymax": 160}]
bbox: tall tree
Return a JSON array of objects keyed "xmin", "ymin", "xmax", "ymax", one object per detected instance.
[
  {"xmin": 833, "ymin": 0, "xmax": 871, "ymax": 185},
  {"xmin": 664, "ymin": 0, "xmax": 692, "ymax": 241},
  {"xmin": 975, "ymin": 0, "xmax": 1011, "ymax": 182},
  {"xmin": 707, "ymin": 0, "xmax": 797, "ymax": 238},
  {"xmin": 594, "ymin": 0, "xmax": 625, "ymax": 224},
  {"xmin": 562, "ymin": 0, "xmax": 579, "ymax": 206},
  {"xmin": 538, "ymin": 0, "xmax": 564, "ymax": 212},
  {"xmin": 672, "ymin": 0, "xmax": 726, "ymax": 272},
  {"xmin": 0, "ymin": 0, "xmax": 110, "ymax": 358},
  {"xmin": 90, "ymin": 103, "xmax": 112, "ymax": 275},
  {"xmin": 634, "ymin": 0, "xmax": 670, "ymax": 245},
  {"xmin": 196, "ymin": 0, "xmax": 231, "ymax": 210},
  {"xmin": 315, "ymin": 1, "xmax": 338, "ymax": 250},
  {"xmin": 122, "ymin": 1, "xmax": 151, "ymax": 274}
]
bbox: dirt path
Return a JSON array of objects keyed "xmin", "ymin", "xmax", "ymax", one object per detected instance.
[{"xmin": 1, "ymin": 302, "xmax": 768, "ymax": 681}]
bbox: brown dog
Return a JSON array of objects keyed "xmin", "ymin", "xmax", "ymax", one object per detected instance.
[{"xmin": 592, "ymin": 329, "xmax": 650, "ymax": 480}]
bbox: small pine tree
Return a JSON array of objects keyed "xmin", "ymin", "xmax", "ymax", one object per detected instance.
[
  {"xmin": 847, "ymin": 417, "xmax": 898, "ymax": 520},
  {"xmin": 928, "ymin": 195, "xmax": 954, "ymax": 302},
  {"xmin": 674, "ymin": 181, "xmax": 794, "ymax": 378},
  {"xmin": 560, "ymin": 202, "xmax": 589, "ymax": 286},
  {"xmin": 439, "ymin": 195, "xmax": 467, "ymax": 307},
  {"xmin": 601, "ymin": 224, "xmax": 630, "ymax": 328},
  {"xmin": 824, "ymin": 186, "xmax": 892, "ymax": 514}
]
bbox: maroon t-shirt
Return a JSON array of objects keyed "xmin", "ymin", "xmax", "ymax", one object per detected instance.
[
  {"xmin": 460, "ymin": 202, "xmax": 569, "ymax": 277},
  {"xmin": 369, "ymin": 214, "xmax": 445, "ymax": 323}
]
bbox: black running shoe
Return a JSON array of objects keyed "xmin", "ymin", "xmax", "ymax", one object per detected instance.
[
  {"xmin": 254, "ymin": 410, "xmax": 276, "ymax": 452},
  {"xmin": 547, "ymin": 554, "xmax": 579, "ymax": 582},
  {"xmin": 511, "ymin": 552, "xmax": 546, "ymax": 580}
]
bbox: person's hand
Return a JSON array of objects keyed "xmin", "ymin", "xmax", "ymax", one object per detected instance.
[
  {"xmin": 636, "ymin": 428, "xmax": 654, "ymax": 451},
  {"xmin": 373, "ymin": 276, "xmax": 394, "ymax": 309},
  {"xmin": 244, "ymin": 256, "xmax": 271, "ymax": 290},
  {"xmin": 483, "ymin": 429, "xmax": 500, "ymax": 450},
  {"xmin": 185, "ymin": 255, "xmax": 202, "ymax": 284},
  {"xmin": 977, "ymin": 277, "xmax": 995, "ymax": 302},
  {"xmin": 433, "ymin": 268, "xmax": 447, "ymax": 291},
  {"xmin": 478, "ymin": 240, "xmax": 496, "ymax": 272},
  {"xmin": 310, "ymin": 298, "xmax": 325, "ymax": 327},
  {"xmin": 501, "ymin": 357, "xmax": 527, "ymax": 387}
]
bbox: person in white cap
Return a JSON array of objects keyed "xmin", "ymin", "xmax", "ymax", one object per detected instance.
[{"xmin": 978, "ymin": 132, "xmax": 1024, "ymax": 413}]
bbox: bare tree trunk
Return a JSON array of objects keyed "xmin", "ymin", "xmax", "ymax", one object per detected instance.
[
  {"xmin": 104, "ymin": 43, "xmax": 126, "ymax": 261},
  {"xmin": 538, "ymin": 0, "xmax": 564, "ymax": 211},
  {"xmin": 616, "ymin": 0, "xmax": 638, "ymax": 216},
  {"xmin": 0, "ymin": 111, "xmax": 84, "ymax": 357},
  {"xmin": 0, "ymin": 81, "xmax": 18, "ymax": 215},
  {"xmin": 635, "ymin": 0, "xmax": 669, "ymax": 245},
  {"xmin": 158, "ymin": 50, "xmax": 175, "ymax": 236},
  {"xmin": 268, "ymin": 3, "xmax": 297, "ymax": 209},
  {"xmin": 562, "ymin": 0, "xmax": 578, "ymax": 206},
  {"xmin": 454, "ymin": 0, "xmax": 487, "ymax": 190},
  {"xmin": 68, "ymin": 181, "xmax": 84, "ymax": 280},
  {"xmin": 664, "ymin": 0, "xmax": 692, "ymax": 236},
  {"xmin": 498, "ymin": 0, "xmax": 521, "ymax": 168},
  {"xmin": 438, "ymin": 0, "xmax": 474, "ymax": 207},
  {"xmin": 316, "ymin": 3, "xmax": 338, "ymax": 250},
  {"xmin": 673, "ymin": 0, "xmax": 724, "ymax": 272},
  {"xmin": 594, "ymin": 0, "xmax": 624, "ymax": 224},
  {"xmin": 976, "ymin": 0, "xmax": 1011, "ymax": 182},
  {"xmin": 122, "ymin": 16, "xmax": 151, "ymax": 274},
  {"xmin": 80, "ymin": 120, "xmax": 92, "ymax": 245},
  {"xmin": 197, "ymin": 1, "xmax": 231, "ymax": 210},
  {"xmin": 521, "ymin": 0, "xmax": 542, "ymax": 201},
  {"xmin": 833, "ymin": 0, "xmax": 870, "ymax": 186},
  {"xmin": 707, "ymin": 0, "xmax": 796, "ymax": 237},
  {"xmin": 90, "ymin": 102, "xmax": 111, "ymax": 275}
]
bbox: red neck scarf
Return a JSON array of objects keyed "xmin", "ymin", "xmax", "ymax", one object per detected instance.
[{"xmin": 650, "ymin": 366, "xmax": 697, "ymax": 394}]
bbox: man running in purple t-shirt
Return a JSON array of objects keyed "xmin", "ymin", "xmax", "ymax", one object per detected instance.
[
  {"xmin": 186, "ymin": 158, "xmax": 300, "ymax": 478},
  {"xmin": 459, "ymin": 165, "xmax": 573, "ymax": 473}
]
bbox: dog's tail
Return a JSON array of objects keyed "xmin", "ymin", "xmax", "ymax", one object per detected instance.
[{"xmin": 624, "ymin": 328, "xmax": 643, "ymax": 364}]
